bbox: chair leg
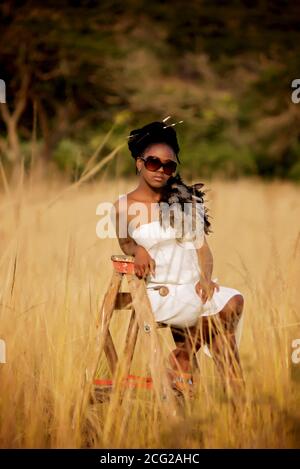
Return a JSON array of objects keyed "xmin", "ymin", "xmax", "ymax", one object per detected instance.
[
  {"xmin": 110, "ymin": 309, "xmax": 140, "ymax": 405},
  {"xmin": 127, "ymin": 275, "xmax": 180, "ymax": 420},
  {"xmin": 85, "ymin": 270, "xmax": 121, "ymax": 405},
  {"xmin": 120, "ymin": 308, "xmax": 139, "ymax": 377},
  {"xmin": 95, "ymin": 270, "xmax": 121, "ymax": 364},
  {"xmin": 104, "ymin": 329, "xmax": 118, "ymax": 375}
]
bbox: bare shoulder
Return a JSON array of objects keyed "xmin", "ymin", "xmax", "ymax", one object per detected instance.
[
  {"xmin": 112, "ymin": 194, "xmax": 136, "ymax": 241},
  {"xmin": 112, "ymin": 192, "xmax": 139, "ymax": 215},
  {"xmin": 112, "ymin": 194, "xmax": 135, "ymax": 231}
]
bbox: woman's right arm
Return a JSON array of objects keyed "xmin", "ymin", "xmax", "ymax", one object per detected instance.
[{"xmin": 112, "ymin": 200, "xmax": 156, "ymax": 278}]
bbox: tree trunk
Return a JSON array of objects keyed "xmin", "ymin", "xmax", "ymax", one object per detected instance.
[{"xmin": 0, "ymin": 67, "xmax": 30, "ymax": 164}]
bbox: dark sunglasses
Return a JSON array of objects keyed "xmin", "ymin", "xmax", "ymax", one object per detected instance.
[{"xmin": 139, "ymin": 156, "xmax": 177, "ymax": 176}]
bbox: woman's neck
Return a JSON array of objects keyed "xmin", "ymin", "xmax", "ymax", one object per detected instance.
[{"xmin": 136, "ymin": 178, "xmax": 163, "ymax": 202}]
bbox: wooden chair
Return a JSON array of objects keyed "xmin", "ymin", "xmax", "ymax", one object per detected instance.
[{"xmin": 90, "ymin": 254, "xmax": 180, "ymax": 418}]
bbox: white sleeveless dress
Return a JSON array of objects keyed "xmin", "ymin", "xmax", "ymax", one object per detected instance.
[{"xmin": 117, "ymin": 195, "xmax": 244, "ymax": 355}]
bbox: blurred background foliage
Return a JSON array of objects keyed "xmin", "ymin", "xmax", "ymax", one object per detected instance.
[{"xmin": 0, "ymin": 0, "xmax": 300, "ymax": 181}]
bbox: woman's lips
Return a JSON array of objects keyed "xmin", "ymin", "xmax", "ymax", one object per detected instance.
[{"xmin": 153, "ymin": 176, "xmax": 164, "ymax": 181}]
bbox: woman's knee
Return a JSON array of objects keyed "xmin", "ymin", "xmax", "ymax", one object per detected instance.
[
  {"xmin": 234, "ymin": 293, "xmax": 244, "ymax": 310},
  {"xmin": 219, "ymin": 294, "xmax": 244, "ymax": 330}
]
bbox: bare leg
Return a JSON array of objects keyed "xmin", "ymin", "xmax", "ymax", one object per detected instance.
[
  {"xmin": 168, "ymin": 327, "xmax": 197, "ymax": 373},
  {"xmin": 167, "ymin": 327, "xmax": 195, "ymax": 395},
  {"xmin": 167, "ymin": 294, "xmax": 245, "ymax": 400},
  {"xmin": 203, "ymin": 295, "xmax": 245, "ymax": 400}
]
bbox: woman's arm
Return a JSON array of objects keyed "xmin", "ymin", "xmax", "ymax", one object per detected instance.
[
  {"xmin": 112, "ymin": 200, "xmax": 156, "ymax": 277},
  {"xmin": 194, "ymin": 236, "xmax": 219, "ymax": 302},
  {"xmin": 195, "ymin": 235, "xmax": 213, "ymax": 281},
  {"xmin": 112, "ymin": 200, "xmax": 140, "ymax": 255}
]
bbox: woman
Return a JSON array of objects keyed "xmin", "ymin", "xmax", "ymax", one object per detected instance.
[{"xmin": 113, "ymin": 120, "xmax": 245, "ymax": 399}]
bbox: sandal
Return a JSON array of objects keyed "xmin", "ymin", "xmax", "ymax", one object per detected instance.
[{"xmin": 166, "ymin": 368, "xmax": 194, "ymax": 398}]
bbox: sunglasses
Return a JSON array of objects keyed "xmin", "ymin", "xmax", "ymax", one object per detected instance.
[{"xmin": 139, "ymin": 156, "xmax": 177, "ymax": 176}]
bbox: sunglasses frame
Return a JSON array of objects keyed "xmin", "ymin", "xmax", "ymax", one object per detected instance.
[{"xmin": 138, "ymin": 155, "xmax": 177, "ymax": 176}]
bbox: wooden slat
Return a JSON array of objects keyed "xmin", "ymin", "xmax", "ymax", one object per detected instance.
[
  {"xmin": 107, "ymin": 310, "xmax": 139, "ymax": 409},
  {"xmin": 79, "ymin": 269, "xmax": 123, "ymax": 421},
  {"xmin": 104, "ymin": 328, "xmax": 118, "ymax": 375},
  {"xmin": 117, "ymin": 309, "xmax": 139, "ymax": 386},
  {"xmin": 98, "ymin": 270, "xmax": 122, "ymax": 335},
  {"xmin": 104, "ymin": 309, "xmax": 140, "ymax": 409},
  {"xmin": 92, "ymin": 270, "xmax": 122, "ymax": 380}
]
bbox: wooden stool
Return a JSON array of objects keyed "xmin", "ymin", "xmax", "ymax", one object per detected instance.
[{"xmin": 90, "ymin": 254, "xmax": 180, "ymax": 417}]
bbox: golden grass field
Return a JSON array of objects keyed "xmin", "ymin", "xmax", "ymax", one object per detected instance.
[{"xmin": 0, "ymin": 165, "xmax": 299, "ymax": 448}]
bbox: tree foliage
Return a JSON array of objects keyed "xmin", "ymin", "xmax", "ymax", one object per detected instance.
[{"xmin": 0, "ymin": 0, "xmax": 299, "ymax": 180}]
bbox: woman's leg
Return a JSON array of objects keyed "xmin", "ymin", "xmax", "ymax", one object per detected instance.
[
  {"xmin": 167, "ymin": 327, "xmax": 195, "ymax": 395},
  {"xmin": 200, "ymin": 294, "xmax": 245, "ymax": 398},
  {"xmin": 168, "ymin": 327, "xmax": 194, "ymax": 373},
  {"xmin": 168, "ymin": 294, "xmax": 245, "ymax": 398}
]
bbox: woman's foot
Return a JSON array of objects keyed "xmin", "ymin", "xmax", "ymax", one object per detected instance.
[
  {"xmin": 166, "ymin": 367, "xmax": 194, "ymax": 398},
  {"xmin": 167, "ymin": 347, "xmax": 195, "ymax": 398}
]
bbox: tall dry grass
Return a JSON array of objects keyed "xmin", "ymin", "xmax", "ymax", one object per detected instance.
[{"xmin": 0, "ymin": 164, "xmax": 299, "ymax": 448}]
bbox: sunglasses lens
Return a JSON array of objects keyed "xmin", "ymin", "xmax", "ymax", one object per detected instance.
[
  {"xmin": 163, "ymin": 161, "xmax": 177, "ymax": 175},
  {"xmin": 144, "ymin": 157, "xmax": 161, "ymax": 172},
  {"xmin": 143, "ymin": 156, "xmax": 177, "ymax": 175}
]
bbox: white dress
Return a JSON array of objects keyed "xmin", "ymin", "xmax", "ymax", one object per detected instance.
[{"xmin": 117, "ymin": 195, "xmax": 244, "ymax": 356}]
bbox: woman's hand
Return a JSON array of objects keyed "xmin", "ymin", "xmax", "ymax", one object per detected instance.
[
  {"xmin": 195, "ymin": 276, "xmax": 219, "ymax": 303},
  {"xmin": 134, "ymin": 245, "xmax": 156, "ymax": 279}
]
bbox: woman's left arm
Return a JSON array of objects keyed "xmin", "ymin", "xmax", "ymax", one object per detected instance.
[
  {"xmin": 195, "ymin": 236, "xmax": 219, "ymax": 302},
  {"xmin": 196, "ymin": 235, "xmax": 213, "ymax": 281}
]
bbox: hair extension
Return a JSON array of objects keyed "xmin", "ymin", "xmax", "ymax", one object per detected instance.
[{"xmin": 159, "ymin": 172, "xmax": 212, "ymax": 240}]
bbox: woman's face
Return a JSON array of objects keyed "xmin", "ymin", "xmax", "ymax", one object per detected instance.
[{"xmin": 136, "ymin": 143, "xmax": 177, "ymax": 188}]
